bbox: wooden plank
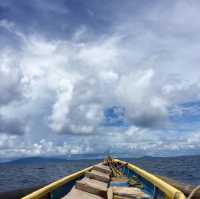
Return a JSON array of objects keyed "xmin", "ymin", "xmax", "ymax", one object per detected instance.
[
  {"xmin": 85, "ymin": 170, "xmax": 110, "ymax": 183},
  {"xmin": 113, "ymin": 196, "xmax": 134, "ymax": 199},
  {"xmin": 93, "ymin": 164, "xmax": 111, "ymax": 175},
  {"xmin": 107, "ymin": 187, "xmax": 113, "ymax": 199},
  {"xmin": 76, "ymin": 177, "xmax": 108, "ymax": 198},
  {"xmin": 62, "ymin": 187, "xmax": 104, "ymax": 199},
  {"xmin": 111, "ymin": 177, "xmax": 128, "ymax": 182},
  {"xmin": 112, "ymin": 187, "xmax": 150, "ymax": 198}
]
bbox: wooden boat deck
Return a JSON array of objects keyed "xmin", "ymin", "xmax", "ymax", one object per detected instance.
[
  {"xmin": 61, "ymin": 163, "xmax": 109, "ymax": 199},
  {"xmin": 62, "ymin": 163, "xmax": 150, "ymax": 199}
]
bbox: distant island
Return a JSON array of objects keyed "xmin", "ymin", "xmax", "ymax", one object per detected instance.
[{"xmin": 2, "ymin": 153, "xmax": 200, "ymax": 164}]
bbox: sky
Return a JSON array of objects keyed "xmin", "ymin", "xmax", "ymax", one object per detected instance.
[{"xmin": 0, "ymin": 0, "xmax": 200, "ymax": 159}]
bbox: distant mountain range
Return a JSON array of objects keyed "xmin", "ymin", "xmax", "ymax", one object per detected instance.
[
  {"xmin": 6, "ymin": 152, "xmax": 123, "ymax": 163},
  {"xmin": 8, "ymin": 157, "xmax": 68, "ymax": 164},
  {"xmin": 0, "ymin": 153, "xmax": 108, "ymax": 164},
  {"xmin": 1, "ymin": 153, "xmax": 200, "ymax": 164}
]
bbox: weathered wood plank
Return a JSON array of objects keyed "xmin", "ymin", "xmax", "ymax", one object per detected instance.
[
  {"xmin": 76, "ymin": 177, "xmax": 108, "ymax": 198},
  {"xmin": 93, "ymin": 164, "xmax": 111, "ymax": 175},
  {"xmin": 61, "ymin": 187, "xmax": 104, "ymax": 199},
  {"xmin": 107, "ymin": 187, "xmax": 113, "ymax": 199},
  {"xmin": 111, "ymin": 177, "xmax": 128, "ymax": 182},
  {"xmin": 112, "ymin": 187, "xmax": 150, "ymax": 198},
  {"xmin": 85, "ymin": 170, "xmax": 110, "ymax": 183}
]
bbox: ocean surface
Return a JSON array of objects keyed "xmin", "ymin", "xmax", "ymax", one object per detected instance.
[{"xmin": 0, "ymin": 155, "xmax": 200, "ymax": 193}]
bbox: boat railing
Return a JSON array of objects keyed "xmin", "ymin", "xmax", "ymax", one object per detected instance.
[
  {"xmin": 113, "ymin": 159, "xmax": 186, "ymax": 199},
  {"xmin": 21, "ymin": 166, "xmax": 92, "ymax": 199}
]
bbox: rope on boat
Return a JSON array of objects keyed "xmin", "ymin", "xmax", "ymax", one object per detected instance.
[
  {"xmin": 104, "ymin": 156, "xmax": 123, "ymax": 177},
  {"xmin": 187, "ymin": 185, "xmax": 200, "ymax": 199},
  {"xmin": 105, "ymin": 156, "xmax": 144, "ymax": 189}
]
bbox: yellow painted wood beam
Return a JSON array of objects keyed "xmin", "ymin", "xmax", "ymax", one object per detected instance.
[
  {"xmin": 21, "ymin": 166, "xmax": 92, "ymax": 199},
  {"xmin": 113, "ymin": 159, "xmax": 186, "ymax": 199}
]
